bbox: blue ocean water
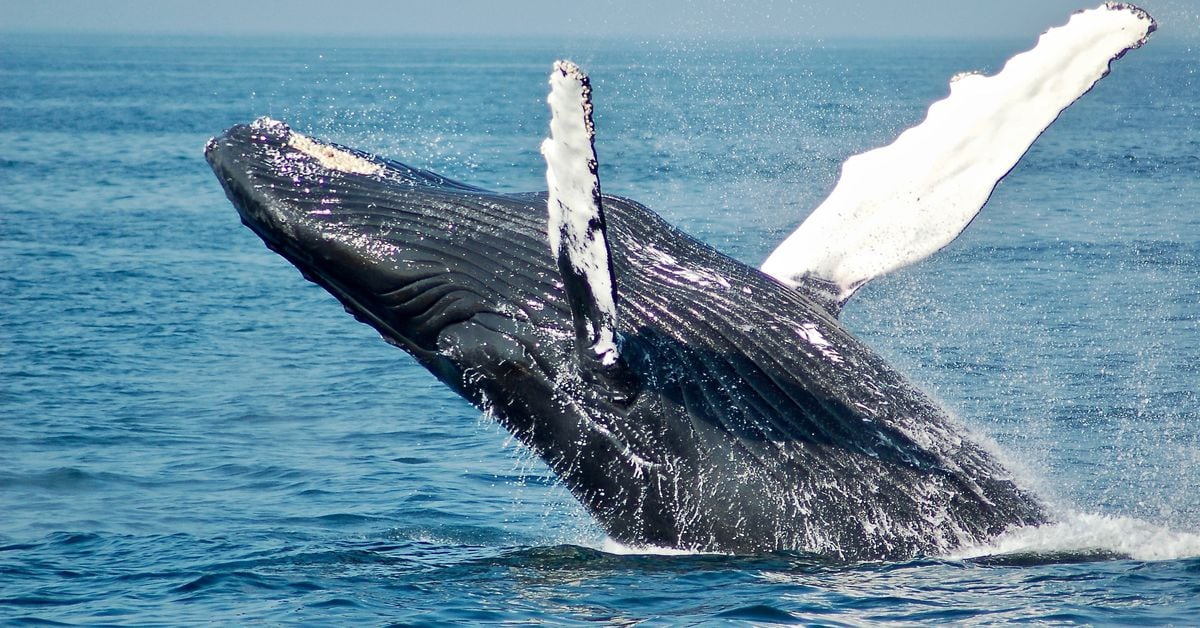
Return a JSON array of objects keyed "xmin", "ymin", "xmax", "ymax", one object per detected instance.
[{"xmin": 2, "ymin": 29, "xmax": 1199, "ymax": 624}]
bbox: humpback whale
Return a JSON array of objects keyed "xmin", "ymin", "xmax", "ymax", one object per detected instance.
[{"xmin": 206, "ymin": 4, "xmax": 1155, "ymax": 560}]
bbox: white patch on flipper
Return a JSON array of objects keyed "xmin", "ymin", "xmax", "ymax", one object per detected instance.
[
  {"xmin": 761, "ymin": 3, "xmax": 1155, "ymax": 307},
  {"xmin": 541, "ymin": 60, "xmax": 620, "ymax": 366}
]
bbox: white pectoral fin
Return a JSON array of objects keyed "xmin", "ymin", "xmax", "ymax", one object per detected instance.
[
  {"xmin": 761, "ymin": 2, "xmax": 1156, "ymax": 314},
  {"xmin": 541, "ymin": 60, "xmax": 621, "ymax": 366}
]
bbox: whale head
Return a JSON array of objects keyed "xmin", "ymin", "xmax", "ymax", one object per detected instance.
[{"xmin": 206, "ymin": 119, "xmax": 572, "ymax": 399}]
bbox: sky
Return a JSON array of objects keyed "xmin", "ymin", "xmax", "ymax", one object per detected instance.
[{"xmin": 3, "ymin": 0, "xmax": 1197, "ymax": 40}]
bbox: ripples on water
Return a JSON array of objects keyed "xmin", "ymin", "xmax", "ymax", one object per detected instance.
[{"xmin": 2, "ymin": 30, "xmax": 1199, "ymax": 624}]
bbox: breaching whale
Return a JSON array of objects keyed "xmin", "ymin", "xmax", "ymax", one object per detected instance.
[{"xmin": 206, "ymin": 4, "xmax": 1155, "ymax": 560}]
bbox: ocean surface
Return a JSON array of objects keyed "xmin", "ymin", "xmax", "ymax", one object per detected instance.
[{"xmin": 3, "ymin": 28, "xmax": 1199, "ymax": 625}]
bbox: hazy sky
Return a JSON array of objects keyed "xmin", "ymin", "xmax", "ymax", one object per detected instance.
[{"xmin": 4, "ymin": 0, "xmax": 1196, "ymax": 40}]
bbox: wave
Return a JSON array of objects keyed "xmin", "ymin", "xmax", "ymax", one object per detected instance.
[
  {"xmin": 593, "ymin": 511, "xmax": 1200, "ymax": 566},
  {"xmin": 950, "ymin": 511, "xmax": 1200, "ymax": 563},
  {"xmin": 600, "ymin": 538, "xmax": 710, "ymax": 556}
]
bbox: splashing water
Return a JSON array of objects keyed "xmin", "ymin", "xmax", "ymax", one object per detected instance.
[{"xmin": 953, "ymin": 513, "xmax": 1200, "ymax": 562}]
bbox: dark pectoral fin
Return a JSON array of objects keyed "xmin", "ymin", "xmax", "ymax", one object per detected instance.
[{"xmin": 541, "ymin": 60, "xmax": 622, "ymax": 369}]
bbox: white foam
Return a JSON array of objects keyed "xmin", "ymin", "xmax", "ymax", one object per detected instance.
[
  {"xmin": 600, "ymin": 537, "xmax": 713, "ymax": 556},
  {"xmin": 598, "ymin": 512, "xmax": 1200, "ymax": 562},
  {"xmin": 950, "ymin": 511, "xmax": 1200, "ymax": 562},
  {"xmin": 761, "ymin": 3, "xmax": 1155, "ymax": 308}
]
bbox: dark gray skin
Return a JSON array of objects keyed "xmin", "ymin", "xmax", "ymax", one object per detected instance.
[{"xmin": 207, "ymin": 119, "xmax": 1046, "ymax": 561}]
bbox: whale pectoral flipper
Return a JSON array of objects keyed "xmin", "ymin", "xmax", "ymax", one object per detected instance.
[
  {"xmin": 541, "ymin": 60, "xmax": 622, "ymax": 368},
  {"xmin": 761, "ymin": 2, "xmax": 1156, "ymax": 314}
]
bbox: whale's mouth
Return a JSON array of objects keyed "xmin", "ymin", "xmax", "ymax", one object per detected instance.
[
  {"xmin": 208, "ymin": 135, "xmax": 403, "ymax": 378},
  {"xmin": 205, "ymin": 117, "xmax": 583, "ymax": 463},
  {"xmin": 204, "ymin": 119, "xmax": 473, "ymax": 360},
  {"xmin": 204, "ymin": 119, "xmax": 562, "ymax": 366},
  {"xmin": 204, "ymin": 118, "xmax": 391, "ymax": 261}
]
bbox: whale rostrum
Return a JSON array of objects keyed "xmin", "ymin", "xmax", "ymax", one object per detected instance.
[{"xmin": 206, "ymin": 3, "xmax": 1155, "ymax": 560}]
